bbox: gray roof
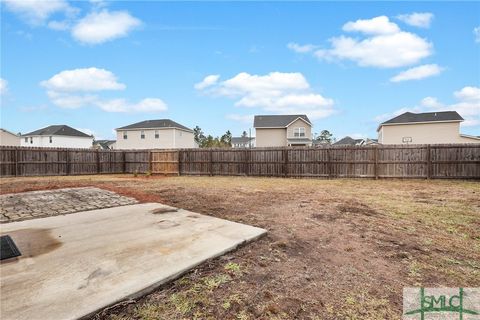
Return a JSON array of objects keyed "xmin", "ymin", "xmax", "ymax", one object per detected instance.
[
  {"xmin": 23, "ymin": 125, "xmax": 92, "ymax": 137},
  {"xmin": 117, "ymin": 119, "xmax": 193, "ymax": 132},
  {"xmin": 254, "ymin": 115, "xmax": 311, "ymax": 128},
  {"xmin": 333, "ymin": 136, "xmax": 364, "ymax": 146},
  {"xmin": 381, "ymin": 111, "xmax": 463, "ymax": 126},
  {"xmin": 231, "ymin": 137, "xmax": 254, "ymax": 144},
  {"xmin": 94, "ymin": 140, "xmax": 116, "ymax": 149}
]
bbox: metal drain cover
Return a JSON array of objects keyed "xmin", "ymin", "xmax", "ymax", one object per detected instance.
[{"xmin": 0, "ymin": 235, "xmax": 21, "ymax": 260}]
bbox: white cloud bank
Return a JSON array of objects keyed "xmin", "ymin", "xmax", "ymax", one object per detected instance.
[
  {"xmin": 290, "ymin": 15, "xmax": 433, "ymax": 69},
  {"xmin": 4, "ymin": 1, "xmax": 141, "ymax": 45},
  {"xmin": 0, "ymin": 78, "xmax": 8, "ymax": 95},
  {"xmin": 2, "ymin": 0, "xmax": 76, "ymax": 25},
  {"xmin": 397, "ymin": 12, "xmax": 434, "ymax": 28},
  {"xmin": 376, "ymin": 86, "xmax": 480, "ymax": 127},
  {"xmin": 195, "ymin": 72, "xmax": 335, "ymax": 120},
  {"xmin": 71, "ymin": 10, "xmax": 142, "ymax": 44},
  {"xmin": 41, "ymin": 67, "xmax": 167, "ymax": 113},
  {"xmin": 390, "ymin": 64, "xmax": 444, "ymax": 82}
]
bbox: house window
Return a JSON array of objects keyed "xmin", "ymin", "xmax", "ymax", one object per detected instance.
[
  {"xmin": 155, "ymin": 130, "xmax": 159, "ymax": 139},
  {"xmin": 294, "ymin": 127, "xmax": 305, "ymax": 137},
  {"xmin": 141, "ymin": 131, "xmax": 145, "ymax": 139},
  {"xmin": 24, "ymin": 137, "xmax": 28, "ymax": 143},
  {"xmin": 49, "ymin": 136, "xmax": 53, "ymax": 143},
  {"xmin": 123, "ymin": 132, "xmax": 128, "ymax": 140},
  {"xmin": 30, "ymin": 137, "xmax": 33, "ymax": 144}
]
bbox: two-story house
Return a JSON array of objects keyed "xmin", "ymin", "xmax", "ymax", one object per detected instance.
[
  {"xmin": 0, "ymin": 128, "xmax": 20, "ymax": 146},
  {"xmin": 21, "ymin": 125, "xmax": 93, "ymax": 148},
  {"xmin": 115, "ymin": 119, "xmax": 196, "ymax": 149},
  {"xmin": 254, "ymin": 114, "xmax": 313, "ymax": 147},
  {"xmin": 377, "ymin": 111, "xmax": 480, "ymax": 144}
]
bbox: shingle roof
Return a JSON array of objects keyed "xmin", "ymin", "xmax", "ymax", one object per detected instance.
[
  {"xmin": 117, "ymin": 119, "xmax": 193, "ymax": 132},
  {"xmin": 231, "ymin": 137, "xmax": 254, "ymax": 144},
  {"xmin": 254, "ymin": 115, "xmax": 311, "ymax": 128},
  {"xmin": 23, "ymin": 125, "xmax": 92, "ymax": 137},
  {"xmin": 333, "ymin": 136, "xmax": 364, "ymax": 146},
  {"xmin": 381, "ymin": 111, "xmax": 463, "ymax": 125}
]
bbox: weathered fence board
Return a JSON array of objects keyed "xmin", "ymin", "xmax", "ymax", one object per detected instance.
[{"xmin": 1, "ymin": 144, "xmax": 479, "ymax": 179}]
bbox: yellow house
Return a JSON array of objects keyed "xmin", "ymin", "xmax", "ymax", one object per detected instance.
[
  {"xmin": 377, "ymin": 111, "xmax": 480, "ymax": 145},
  {"xmin": 254, "ymin": 114, "xmax": 313, "ymax": 147}
]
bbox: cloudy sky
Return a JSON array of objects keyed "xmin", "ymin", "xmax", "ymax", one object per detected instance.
[{"xmin": 1, "ymin": 1, "xmax": 479, "ymax": 140}]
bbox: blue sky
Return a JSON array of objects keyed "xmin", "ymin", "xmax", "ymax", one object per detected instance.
[{"xmin": 1, "ymin": 1, "xmax": 479, "ymax": 140}]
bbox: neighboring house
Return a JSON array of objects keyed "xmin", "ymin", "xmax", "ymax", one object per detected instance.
[
  {"xmin": 254, "ymin": 114, "xmax": 313, "ymax": 147},
  {"xmin": 378, "ymin": 111, "xmax": 480, "ymax": 145},
  {"xmin": 115, "ymin": 119, "xmax": 195, "ymax": 149},
  {"xmin": 21, "ymin": 125, "xmax": 93, "ymax": 148},
  {"xmin": 333, "ymin": 136, "xmax": 365, "ymax": 146},
  {"xmin": 231, "ymin": 137, "xmax": 255, "ymax": 148},
  {"xmin": 93, "ymin": 140, "xmax": 116, "ymax": 150},
  {"xmin": 364, "ymin": 138, "xmax": 379, "ymax": 146},
  {"xmin": 0, "ymin": 128, "xmax": 20, "ymax": 146}
]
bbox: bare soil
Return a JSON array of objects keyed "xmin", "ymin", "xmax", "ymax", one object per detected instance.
[{"xmin": 1, "ymin": 175, "xmax": 479, "ymax": 320}]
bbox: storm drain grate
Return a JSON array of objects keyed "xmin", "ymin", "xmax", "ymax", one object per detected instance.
[{"xmin": 0, "ymin": 235, "xmax": 21, "ymax": 260}]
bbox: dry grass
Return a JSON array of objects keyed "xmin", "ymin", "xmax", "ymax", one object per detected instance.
[{"xmin": 1, "ymin": 175, "xmax": 479, "ymax": 319}]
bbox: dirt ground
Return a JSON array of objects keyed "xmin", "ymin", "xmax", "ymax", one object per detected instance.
[{"xmin": 1, "ymin": 175, "xmax": 479, "ymax": 320}]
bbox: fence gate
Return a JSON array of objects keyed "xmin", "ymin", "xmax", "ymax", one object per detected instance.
[{"xmin": 150, "ymin": 150, "xmax": 179, "ymax": 175}]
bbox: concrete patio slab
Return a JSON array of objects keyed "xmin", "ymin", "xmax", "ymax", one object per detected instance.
[{"xmin": 0, "ymin": 203, "xmax": 266, "ymax": 320}]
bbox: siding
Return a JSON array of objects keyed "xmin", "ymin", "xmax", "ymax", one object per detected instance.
[
  {"xmin": 0, "ymin": 131, "xmax": 20, "ymax": 146},
  {"xmin": 380, "ymin": 122, "xmax": 480, "ymax": 144},
  {"xmin": 255, "ymin": 128, "xmax": 287, "ymax": 147},
  {"xmin": 286, "ymin": 118, "xmax": 312, "ymax": 139},
  {"xmin": 116, "ymin": 128, "xmax": 195, "ymax": 149},
  {"xmin": 20, "ymin": 135, "xmax": 93, "ymax": 148}
]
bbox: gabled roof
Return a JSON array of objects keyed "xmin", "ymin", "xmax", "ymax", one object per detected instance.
[
  {"xmin": 254, "ymin": 115, "xmax": 311, "ymax": 128},
  {"xmin": 381, "ymin": 111, "xmax": 463, "ymax": 126},
  {"xmin": 231, "ymin": 137, "xmax": 255, "ymax": 144},
  {"xmin": 1, "ymin": 128, "xmax": 20, "ymax": 136},
  {"xmin": 333, "ymin": 136, "xmax": 364, "ymax": 146},
  {"xmin": 117, "ymin": 119, "xmax": 193, "ymax": 132},
  {"xmin": 23, "ymin": 125, "xmax": 92, "ymax": 137}
]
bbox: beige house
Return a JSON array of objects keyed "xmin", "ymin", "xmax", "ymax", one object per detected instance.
[
  {"xmin": 116, "ymin": 119, "xmax": 195, "ymax": 149},
  {"xmin": 0, "ymin": 128, "xmax": 20, "ymax": 146},
  {"xmin": 254, "ymin": 115, "xmax": 313, "ymax": 147},
  {"xmin": 378, "ymin": 111, "xmax": 480, "ymax": 145}
]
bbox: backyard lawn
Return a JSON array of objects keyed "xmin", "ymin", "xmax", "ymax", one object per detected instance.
[{"xmin": 1, "ymin": 175, "xmax": 479, "ymax": 319}]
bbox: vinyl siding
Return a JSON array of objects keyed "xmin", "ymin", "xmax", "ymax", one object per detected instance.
[
  {"xmin": 255, "ymin": 128, "xmax": 287, "ymax": 147},
  {"xmin": 116, "ymin": 128, "xmax": 195, "ymax": 149}
]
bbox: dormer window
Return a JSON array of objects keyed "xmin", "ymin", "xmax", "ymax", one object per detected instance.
[{"xmin": 294, "ymin": 127, "xmax": 305, "ymax": 137}]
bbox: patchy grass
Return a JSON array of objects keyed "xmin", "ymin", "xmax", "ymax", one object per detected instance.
[{"xmin": 1, "ymin": 175, "xmax": 479, "ymax": 319}]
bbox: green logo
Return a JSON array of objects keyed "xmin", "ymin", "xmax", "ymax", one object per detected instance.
[{"xmin": 404, "ymin": 288, "xmax": 479, "ymax": 320}]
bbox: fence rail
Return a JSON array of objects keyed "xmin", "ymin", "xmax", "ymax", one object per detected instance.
[{"xmin": 1, "ymin": 144, "xmax": 479, "ymax": 179}]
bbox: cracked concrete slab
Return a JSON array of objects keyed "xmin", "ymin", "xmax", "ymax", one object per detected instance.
[{"xmin": 0, "ymin": 203, "xmax": 266, "ymax": 320}]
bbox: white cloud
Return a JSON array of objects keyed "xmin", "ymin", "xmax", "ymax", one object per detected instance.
[
  {"xmin": 390, "ymin": 64, "xmax": 444, "ymax": 82},
  {"xmin": 376, "ymin": 86, "xmax": 480, "ymax": 127},
  {"xmin": 303, "ymin": 16, "xmax": 433, "ymax": 68},
  {"xmin": 41, "ymin": 67, "xmax": 167, "ymax": 113},
  {"xmin": 194, "ymin": 75, "xmax": 220, "ymax": 90},
  {"xmin": 196, "ymin": 72, "xmax": 335, "ymax": 120},
  {"xmin": 397, "ymin": 13, "xmax": 434, "ymax": 28},
  {"xmin": 0, "ymin": 78, "xmax": 8, "ymax": 95},
  {"xmin": 71, "ymin": 10, "xmax": 141, "ymax": 44},
  {"xmin": 47, "ymin": 20, "xmax": 70, "ymax": 31},
  {"xmin": 287, "ymin": 42, "xmax": 317, "ymax": 53},
  {"xmin": 474, "ymin": 27, "xmax": 480, "ymax": 43},
  {"xmin": 41, "ymin": 67, "xmax": 126, "ymax": 92},
  {"xmin": 342, "ymin": 16, "xmax": 400, "ymax": 35},
  {"xmin": 96, "ymin": 98, "xmax": 167, "ymax": 113},
  {"xmin": 3, "ymin": 0, "xmax": 76, "ymax": 25}
]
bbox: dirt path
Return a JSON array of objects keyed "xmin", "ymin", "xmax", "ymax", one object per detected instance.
[{"xmin": 1, "ymin": 175, "xmax": 479, "ymax": 319}]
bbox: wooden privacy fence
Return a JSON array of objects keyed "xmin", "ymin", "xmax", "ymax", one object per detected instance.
[{"xmin": 1, "ymin": 144, "xmax": 479, "ymax": 179}]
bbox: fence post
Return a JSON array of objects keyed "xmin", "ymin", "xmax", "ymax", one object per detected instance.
[
  {"xmin": 327, "ymin": 147, "xmax": 332, "ymax": 178},
  {"xmin": 426, "ymin": 144, "xmax": 431, "ymax": 179},
  {"xmin": 244, "ymin": 149, "xmax": 249, "ymax": 176},
  {"xmin": 148, "ymin": 150, "xmax": 152, "ymax": 174},
  {"xmin": 96, "ymin": 149, "xmax": 100, "ymax": 174},
  {"xmin": 14, "ymin": 148, "xmax": 18, "ymax": 177},
  {"xmin": 283, "ymin": 148, "xmax": 288, "ymax": 178},
  {"xmin": 65, "ymin": 149, "xmax": 70, "ymax": 176},
  {"xmin": 209, "ymin": 149, "xmax": 213, "ymax": 176},
  {"xmin": 374, "ymin": 146, "xmax": 379, "ymax": 180},
  {"xmin": 122, "ymin": 151, "xmax": 126, "ymax": 173},
  {"xmin": 177, "ymin": 150, "xmax": 182, "ymax": 176}
]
